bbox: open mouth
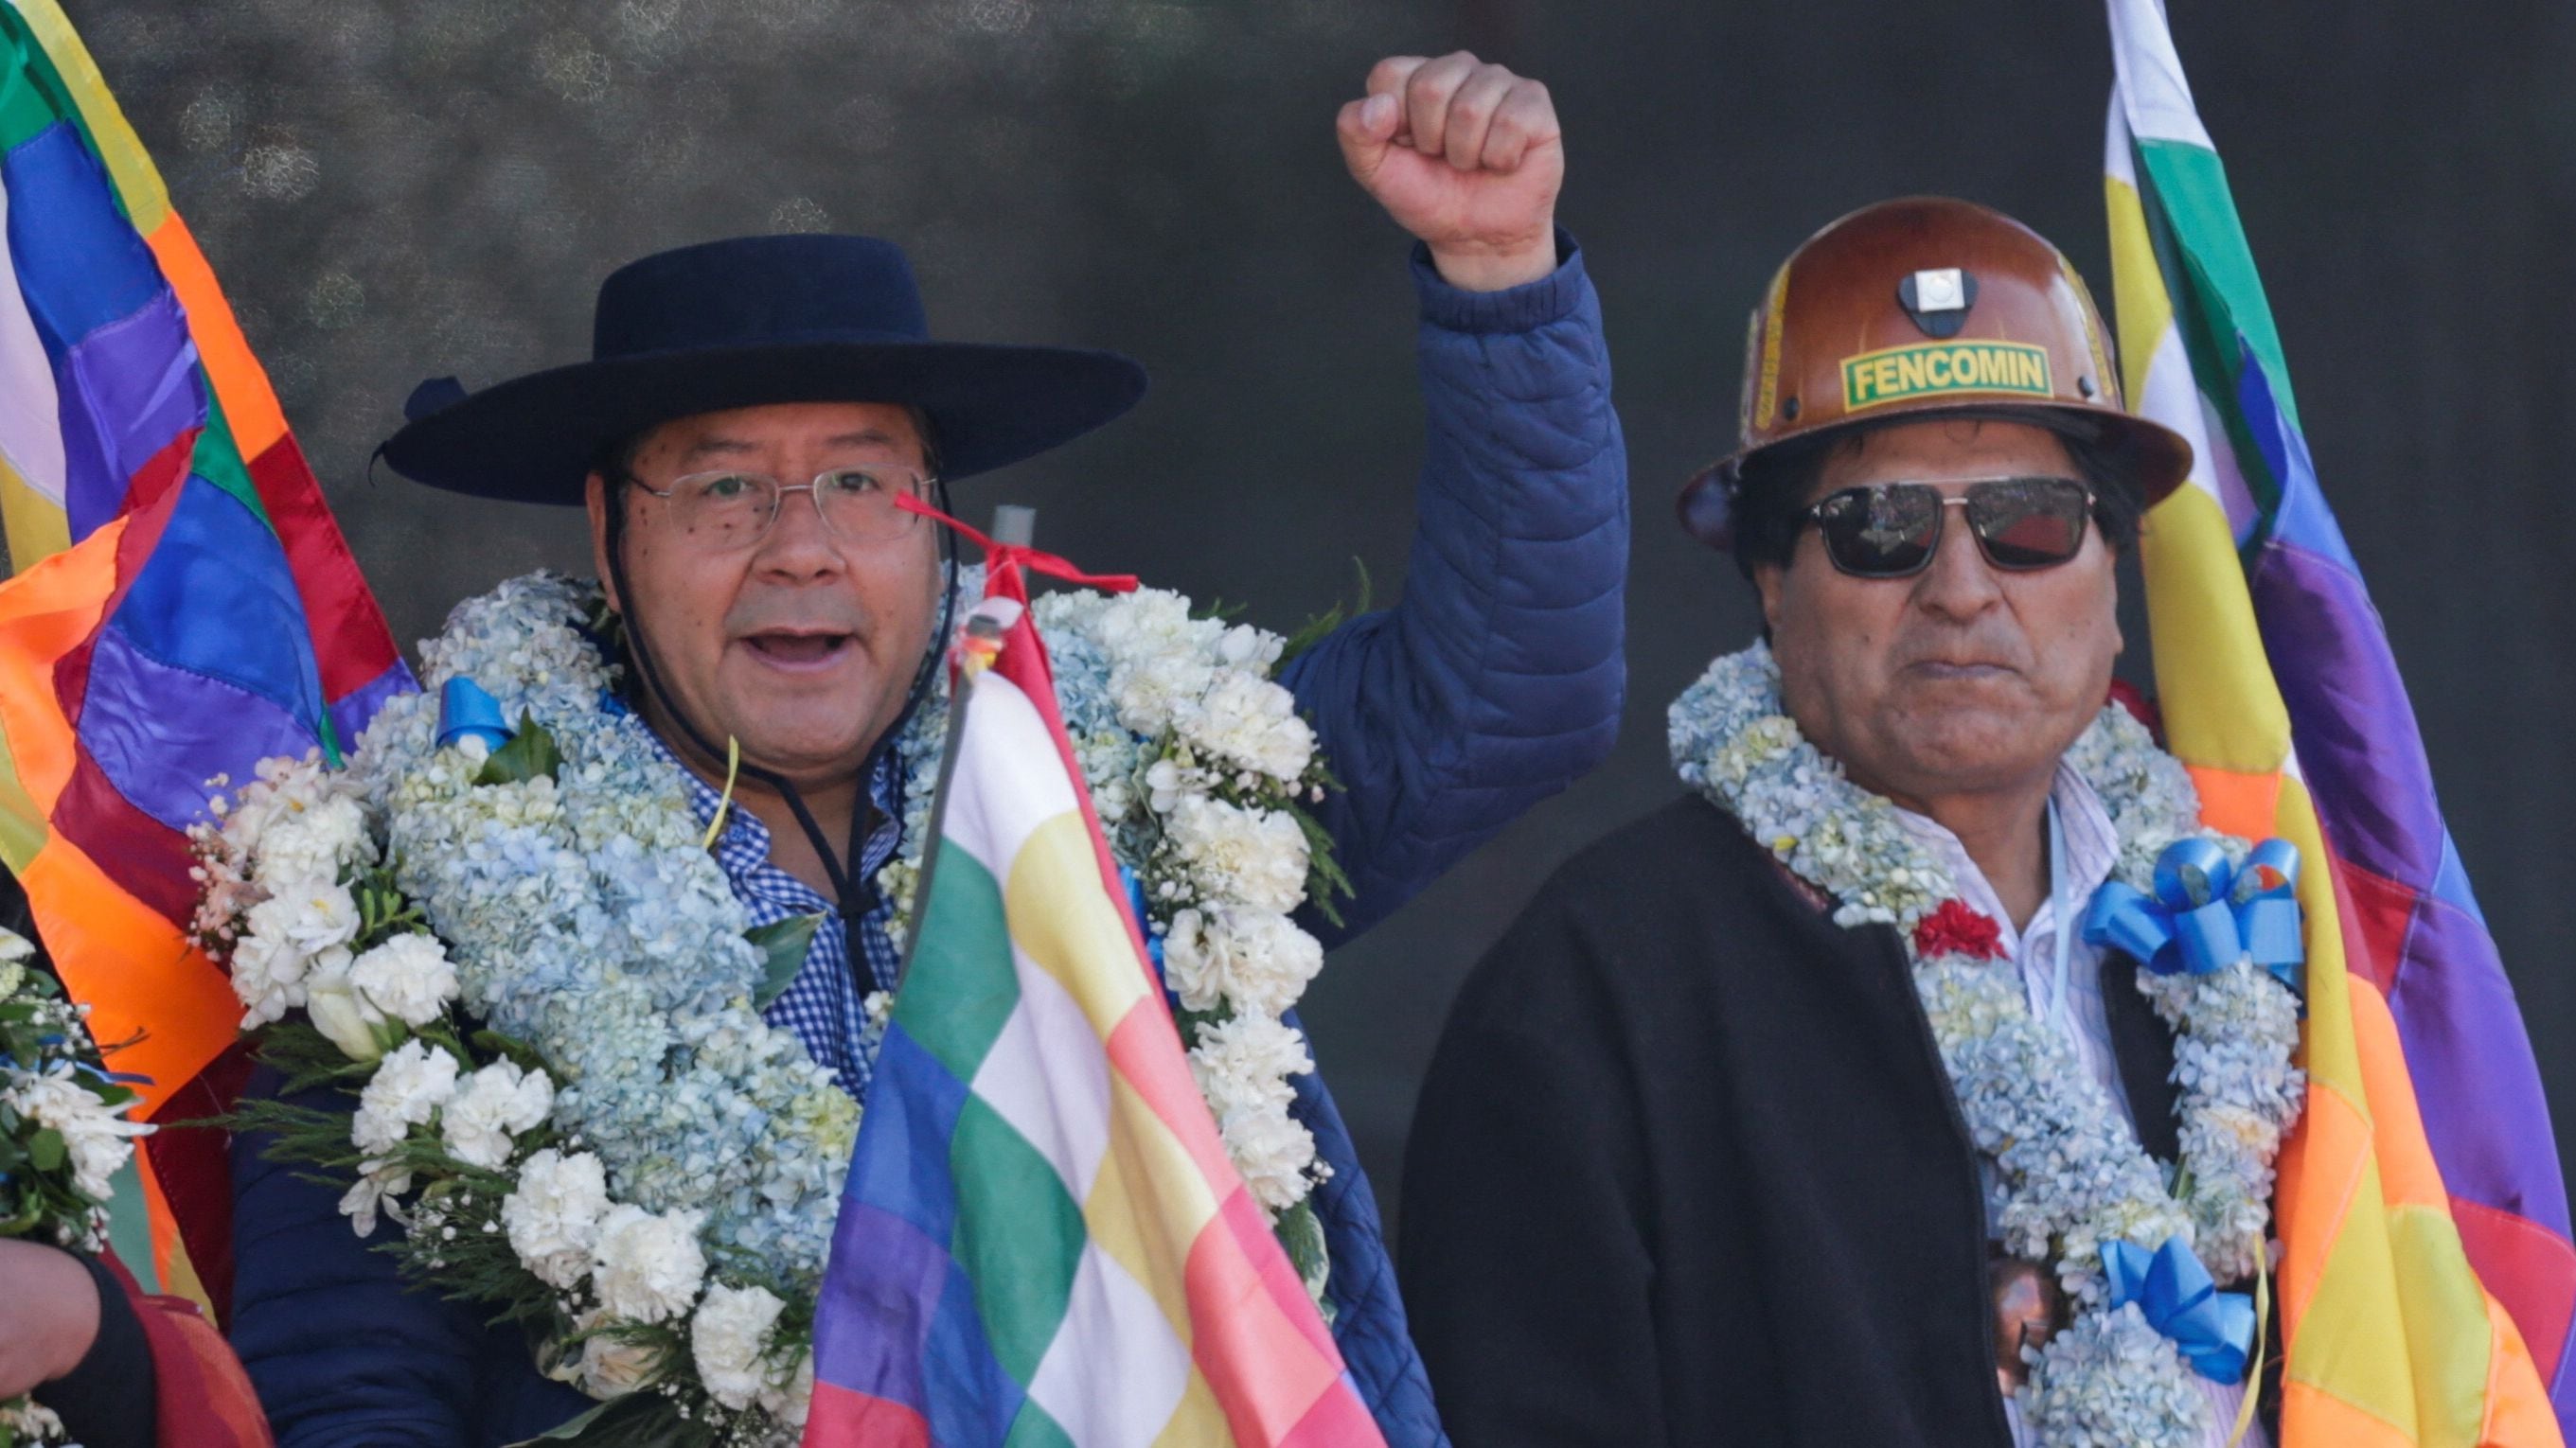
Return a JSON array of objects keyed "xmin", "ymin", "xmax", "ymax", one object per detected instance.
[{"xmin": 739, "ymin": 630, "xmax": 856, "ymax": 668}]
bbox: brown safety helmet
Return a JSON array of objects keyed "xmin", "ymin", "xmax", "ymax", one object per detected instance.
[{"xmin": 1677, "ymin": 196, "xmax": 2193, "ymax": 550}]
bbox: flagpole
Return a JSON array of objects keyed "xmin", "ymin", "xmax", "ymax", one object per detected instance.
[{"xmin": 892, "ymin": 506, "xmax": 1031, "ymax": 989}]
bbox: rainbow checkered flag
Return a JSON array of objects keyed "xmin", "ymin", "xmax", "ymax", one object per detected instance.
[
  {"xmin": 2105, "ymin": 0, "xmax": 2567, "ymax": 1439},
  {"xmin": 0, "ymin": 0, "xmax": 410, "ymax": 1311},
  {"xmin": 803, "ymin": 551, "xmax": 1385, "ymax": 1446}
]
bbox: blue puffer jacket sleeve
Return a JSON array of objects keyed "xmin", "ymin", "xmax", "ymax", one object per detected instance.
[
  {"xmin": 1281, "ymin": 229, "xmax": 1626, "ymax": 946},
  {"xmin": 1278, "ymin": 233, "xmax": 1623, "ymax": 1448},
  {"xmin": 229, "ymin": 1067, "xmax": 593, "ymax": 1447}
]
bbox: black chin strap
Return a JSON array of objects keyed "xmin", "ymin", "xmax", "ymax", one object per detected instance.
[{"xmin": 604, "ymin": 483, "xmax": 958, "ymax": 956}]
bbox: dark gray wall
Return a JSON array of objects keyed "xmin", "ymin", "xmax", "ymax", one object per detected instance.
[{"xmin": 80, "ymin": 0, "xmax": 2576, "ymax": 1232}]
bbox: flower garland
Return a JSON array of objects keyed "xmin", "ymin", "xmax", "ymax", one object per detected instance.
[
  {"xmin": 1668, "ymin": 642, "xmax": 2303, "ymax": 1447},
  {"xmin": 196, "ymin": 570, "xmax": 1345, "ymax": 1443},
  {"xmin": 881, "ymin": 572, "xmax": 1344, "ymax": 1246},
  {"xmin": 1, "ymin": 926, "xmax": 152, "ymax": 1447}
]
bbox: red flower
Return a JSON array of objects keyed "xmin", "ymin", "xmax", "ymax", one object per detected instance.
[{"xmin": 1913, "ymin": 899, "xmax": 2006, "ymax": 961}]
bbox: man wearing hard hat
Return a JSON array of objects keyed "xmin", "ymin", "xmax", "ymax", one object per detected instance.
[{"xmin": 1401, "ymin": 198, "xmax": 2298, "ymax": 1448}]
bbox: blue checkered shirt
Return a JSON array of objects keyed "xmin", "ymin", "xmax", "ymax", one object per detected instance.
[{"xmin": 662, "ymin": 736, "xmax": 907, "ymax": 1102}]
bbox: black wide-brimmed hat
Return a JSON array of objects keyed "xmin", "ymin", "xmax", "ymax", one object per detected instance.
[{"xmin": 380, "ymin": 234, "xmax": 1148, "ymax": 503}]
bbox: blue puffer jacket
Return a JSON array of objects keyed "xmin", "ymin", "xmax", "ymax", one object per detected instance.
[{"xmin": 229, "ymin": 237, "xmax": 1626, "ymax": 1447}]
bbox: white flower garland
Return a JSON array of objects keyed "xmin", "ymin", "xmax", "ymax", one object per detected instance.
[
  {"xmin": 880, "ymin": 573, "xmax": 1341, "ymax": 1226},
  {"xmin": 195, "ymin": 570, "xmax": 1343, "ymax": 1442},
  {"xmin": 1, "ymin": 927, "xmax": 152, "ymax": 1446},
  {"xmin": 1668, "ymin": 642, "xmax": 2303, "ymax": 1447}
]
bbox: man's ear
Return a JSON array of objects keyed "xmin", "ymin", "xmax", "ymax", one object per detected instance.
[
  {"xmin": 1753, "ymin": 560, "xmax": 1788, "ymax": 638},
  {"xmin": 584, "ymin": 471, "xmax": 621, "ymax": 614}
]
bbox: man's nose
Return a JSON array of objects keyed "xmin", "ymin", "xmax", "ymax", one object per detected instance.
[
  {"xmin": 753, "ymin": 483, "xmax": 844, "ymax": 574},
  {"xmin": 1912, "ymin": 500, "xmax": 2003, "ymax": 619}
]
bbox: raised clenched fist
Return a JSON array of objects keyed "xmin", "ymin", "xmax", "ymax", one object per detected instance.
[{"xmin": 1336, "ymin": 52, "xmax": 1563, "ymax": 292}]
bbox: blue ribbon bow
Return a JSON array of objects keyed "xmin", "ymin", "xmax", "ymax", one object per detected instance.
[
  {"xmin": 2104, "ymin": 1236, "xmax": 2257, "ymax": 1384},
  {"xmin": 436, "ymin": 676, "xmax": 513, "ymax": 751},
  {"xmin": 2083, "ymin": 837, "xmax": 2304, "ymax": 996}
]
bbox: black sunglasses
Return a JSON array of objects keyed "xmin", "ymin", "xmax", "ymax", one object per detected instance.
[{"xmin": 1798, "ymin": 477, "xmax": 2098, "ymax": 578}]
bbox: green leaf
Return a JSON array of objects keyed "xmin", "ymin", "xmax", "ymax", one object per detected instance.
[
  {"xmin": 1288, "ymin": 802, "xmax": 1353, "ymax": 929},
  {"xmin": 505, "ymin": 1393, "xmax": 711, "ymax": 1447},
  {"xmin": 1174, "ymin": 1003, "xmax": 1231, "ymax": 1049},
  {"xmin": 471, "ymin": 1030, "xmax": 551, "ymax": 1077},
  {"xmin": 748, "ymin": 912, "xmax": 827, "ymax": 1012},
  {"xmin": 475, "ymin": 713, "xmax": 563, "ymax": 786},
  {"xmin": 27, "ymin": 1128, "xmax": 63, "ymax": 1174},
  {"xmin": 1279, "ymin": 556, "xmax": 1374, "ymax": 667},
  {"xmin": 1274, "ymin": 1196, "xmax": 1335, "ymax": 1328}
]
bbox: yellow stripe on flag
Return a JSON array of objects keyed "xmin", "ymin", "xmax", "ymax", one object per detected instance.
[
  {"xmin": 2105, "ymin": 175, "xmax": 2173, "ymax": 406},
  {"xmin": 1005, "ymin": 810, "xmax": 1155, "ymax": 1037},
  {"xmin": 8, "ymin": 0, "xmax": 171, "ymax": 234},
  {"xmin": 1086, "ymin": 1066, "xmax": 1222, "ymax": 1340},
  {"xmin": 0, "ymin": 453, "xmax": 68, "ymax": 580},
  {"xmin": 1150, "ymin": 1372, "xmax": 1235, "ymax": 1448},
  {"xmin": 2141, "ymin": 485, "xmax": 2295, "ymax": 774}
]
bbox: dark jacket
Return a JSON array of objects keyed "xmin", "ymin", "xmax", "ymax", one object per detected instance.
[
  {"xmin": 1399, "ymin": 795, "xmax": 2183, "ymax": 1448},
  {"xmin": 29, "ymin": 1250, "xmax": 157, "ymax": 1448},
  {"xmin": 231, "ymin": 238, "xmax": 1626, "ymax": 1448}
]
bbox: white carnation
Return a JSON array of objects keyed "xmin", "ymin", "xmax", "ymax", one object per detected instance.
[
  {"xmin": 1162, "ymin": 908, "xmax": 1324, "ymax": 1018},
  {"xmin": 350, "ymin": 1038, "xmax": 459, "ymax": 1156},
  {"xmin": 440, "ymin": 1059, "xmax": 554, "ymax": 1170},
  {"xmin": 1188, "ymin": 1014, "xmax": 1315, "ymax": 1123},
  {"xmin": 244, "ymin": 876, "xmax": 361, "ymax": 958},
  {"xmin": 1181, "ymin": 670, "xmax": 1313, "ymax": 782},
  {"xmin": 349, "ymin": 932, "xmax": 460, "ymax": 1028},
  {"xmin": 1217, "ymin": 1103, "xmax": 1317, "ymax": 1212},
  {"xmin": 256, "ymin": 791, "xmax": 372, "ymax": 882},
  {"xmin": 1214, "ymin": 622, "xmax": 1282, "ymax": 672},
  {"xmin": 229, "ymin": 928, "xmax": 309, "ymax": 1028},
  {"xmin": 690, "ymin": 1281, "xmax": 786, "ymax": 1410},
  {"xmin": 502, "ymin": 1148, "xmax": 611, "ymax": 1289},
  {"xmin": 1163, "ymin": 796, "xmax": 1309, "ymax": 914},
  {"xmin": 590, "ymin": 1203, "xmax": 708, "ymax": 1324},
  {"xmin": 1079, "ymin": 587, "xmax": 1235, "ymax": 733}
]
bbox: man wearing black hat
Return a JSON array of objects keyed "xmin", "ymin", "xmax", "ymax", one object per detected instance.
[{"xmin": 228, "ymin": 53, "xmax": 1623, "ymax": 1447}]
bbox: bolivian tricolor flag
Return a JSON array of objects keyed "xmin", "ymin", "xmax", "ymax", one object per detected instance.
[
  {"xmin": 0, "ymin": 0, "xmax": 409, "ymax": 1313},
  {"xmin": 804, "ymin": 547, "xmax": 1384, "ymax": 1447},
  {"xmin": 2105, "ymin": 0, "xmax": 2568, "ymax": 1440}
]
